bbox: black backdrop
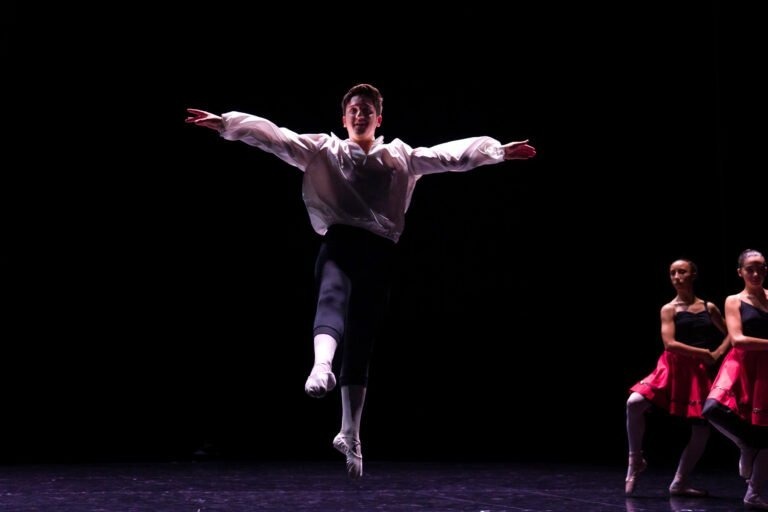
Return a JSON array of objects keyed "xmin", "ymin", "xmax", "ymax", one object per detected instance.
[{"xmin": 6, "ymin": 1, "xmax": 765, "ymax": 466}]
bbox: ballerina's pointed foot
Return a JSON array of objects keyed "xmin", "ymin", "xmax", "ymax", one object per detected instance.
[
  {"xmin": 625, "ymin": 456, "xmax": 647, "ymax": 496},
  {"xmin": 333, "ymin": 433, "xmax": 363, "ymax": 479}
]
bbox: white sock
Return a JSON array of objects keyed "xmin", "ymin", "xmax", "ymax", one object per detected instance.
[{"xmin": 304, "ymin": 334, "xmax": 338, "ymax": 397}]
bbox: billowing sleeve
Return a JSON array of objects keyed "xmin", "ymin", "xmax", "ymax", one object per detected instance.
[
  {"xmin": 407, "ymin": 136, "xmax": 505, "ymax": 175},
  {"xmin": 219, "ymin": 111, "xmax": 329, "ymax": 172}
]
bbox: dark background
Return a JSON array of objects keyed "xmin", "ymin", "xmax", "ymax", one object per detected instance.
[{"xmin": 6, "ymin": 1, "xmax": 765, "ymax": 467}]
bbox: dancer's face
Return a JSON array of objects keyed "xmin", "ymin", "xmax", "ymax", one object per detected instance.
[
  {"xmin": 669, "ymin": 260, "xmax": 695, "ymax": 291},
  {"xmin": 343, "ymin": 95, "xmax": 381, "ymax": 142},
  {"xmin": 738, "ymin": 255, "xmax": 767, "ymax": 287}
]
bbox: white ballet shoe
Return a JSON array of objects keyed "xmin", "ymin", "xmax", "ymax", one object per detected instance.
[
  {"xmin": 304, "ymin": 366, "xmax": 336, "ymax": 398},
  {"xmin": 333, "ymin": 433, "xmax": 363, "ymax": 479}
]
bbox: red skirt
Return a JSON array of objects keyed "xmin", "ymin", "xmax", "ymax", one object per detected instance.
[
  {"xmin": 707, "ymin": 348, "xmax": 768, "ymax": 426},
  {"xmin": 630, "ymin": 350, "xmax": 713, "ymax": 419}
]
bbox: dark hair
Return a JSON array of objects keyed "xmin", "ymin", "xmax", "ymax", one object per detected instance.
[
  {"xmin": 341, "ymin": 84, "xmax": 383, "ymax": 116},
  {"xmin": 669, "ymin": 258, "xmax": 699, "ymax": 277},
  {"xmin": 738, "ymin": 248, "xmax": 766, "ymax": 268},
  {"xmin": 674, "ymin": 258, "xmax": 698, "ymax": 276}
]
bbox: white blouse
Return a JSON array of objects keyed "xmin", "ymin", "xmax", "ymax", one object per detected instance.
[{"xmin": 221, "ymin": 112, "xmax": 506, "ymax": 242}]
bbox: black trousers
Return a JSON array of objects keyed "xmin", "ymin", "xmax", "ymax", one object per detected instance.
[{"xmin": 312, "ymin": 225, "xmax": 395, "ymax": 387}]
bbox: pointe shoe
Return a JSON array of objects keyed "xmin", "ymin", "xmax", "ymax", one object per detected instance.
[
  {"xmin": 669, "ymin": 482, "xmax": 708, "ymax": 497},
  {"xmin": 333, "ymin": 433, "xmax": 363, "ymax": 479},
  {"xmin": 304, "ymin": 367, "xmax": 336, "ymax": 398},
  {"xmin": 625, "ymin": 457, "xmax": 647, "ymax": 496},
  {"xmin": 740, "ymin": 447, "xmax": 757, "ymax": 479},
  {"xmin": 744, "ymin": 492, "xmax": 768, "ymax": 510}
]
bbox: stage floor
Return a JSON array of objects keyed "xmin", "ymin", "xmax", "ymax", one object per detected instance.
[{"xmin": 0, "ymin": 460, "xmax": 755, "ymax": 511}]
